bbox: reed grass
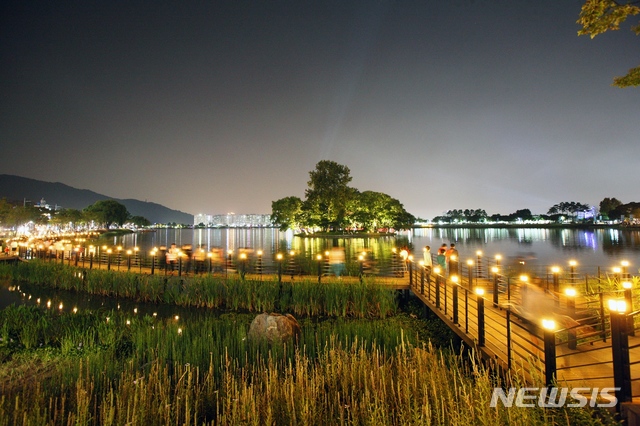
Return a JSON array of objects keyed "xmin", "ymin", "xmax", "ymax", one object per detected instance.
[
  {"xmin": 0, "ymin": 261, "xmax": 397, "ymax": 318},
  {"xmin": 0, "ymin": 305, "xmax": 617, "ymax": 425}
]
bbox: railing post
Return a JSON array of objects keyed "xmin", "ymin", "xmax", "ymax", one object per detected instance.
[
  {"xmin": 435, "ymin": 275, "xmax": 441, "ymax": 308},
  {"xmin": 444, "ymin": 277, "xmax": 448, "ymax": 315},
  {"xmin": 566, "ymin": 288, "xmax": 577, "ymax": 350},
  {"xmin": 542, "ymin": 324, "xmax": 557, "ymax": 388},
  {"xmin": 492, "ymin": 268, "xmax": 499, "ymax": 308},
  {"xmin": 420, "ymin": 263, "xmax": 425, "ymax": 295},
  {"xmin": 453, "ymin": 282, "xmax": 459, "ymax": 325},
  {"xmin": 408, "ymin": 259, "xmax": 413, "ymax": 287},
  {"xmin": 506, "ymin": 310, "xmax": 512, "ymax": 370},
  {"xmin": 599, "ymin": 290, "xmax": 607, "ymax": 342},
  {"xmin": 477, "ymin": 289, "xmax": 485, "ymax": 347},
  {"xmin": 464, "ymin": 289, "xmax": 469, "ymax": 333},
  {"xmin": 610, "ymin": 308, "xmax": 632, "ymax": 409}
]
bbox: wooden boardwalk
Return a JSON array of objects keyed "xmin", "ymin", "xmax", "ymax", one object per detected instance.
[{"xmin": 404, "ymin": 269, "xmax": 640, "ymax": 411}]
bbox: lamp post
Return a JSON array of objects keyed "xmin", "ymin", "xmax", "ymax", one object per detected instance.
[
  {"xmin": 107, "ymin": 248, "xmax": 112, "ymax": 271},
  {"xmin": 541, "ymin": 319, "xmax": 557, "ymax": 388},
  {"xmin": 434, "ymin": 266, "xmax": 442, "ymax": 307},
  {"xmin": 151, "ymin": 248, "xmax": 157, "ymax": 275},
  {"xmin": 451, "ymin": 275, "xmax": 459, "ymax": 325},
  {"xmin": 239, "ymin": 252, "xmax": 247, "ymax": 280},
  {"xmin": 491, "ymin": 266, "xmax": 499, "ymax": 307},
  {"xmin": 277, "ymin": 253, "xmax": 283, "ymax": 283},
  {"xmin": 117, "ymin": 246, "xmax": 122, "ymax": 271},
  {"xmin": 476, "ymin": 287, "xmax": 485, "ymax": 347},
  {"xmin": 257, "ymin": 250, "xmax": 263, "ymax": 280},
  {"xmin": 127, "ymin": 249, "xmax": 132, "ymax": 271},
  {"xmin": 289, "ymin": 250, "xmax": 296, "ymax": 281},
  {"xmin": 466, "ymin": 259, "xmax": 474, "ymax": 288},
  {"xmin": 358, "ymin": 254, "xmax": 364, "ymax": 283},
  {"xmin": 495, "ymin": 254, "xmax": 502, "ymax": 269},
  {"xmin": 608, "ymin": 298, "xmax": 632, "ymax": 408},
  {"xmin": 317, "ymin": 254, "xmax": 323, "ymax": 283}
]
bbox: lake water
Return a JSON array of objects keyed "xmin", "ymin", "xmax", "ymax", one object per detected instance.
[{"xmin": 106, "ymin": 227, "xmax": 640, "ymax": 273}]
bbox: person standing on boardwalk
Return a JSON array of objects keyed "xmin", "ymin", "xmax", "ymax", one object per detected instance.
[
  {"xmin": 436, "ymin": 247, "xmax": 446, "ymax": 271},
  {"xmin": 423, "ymin": 246, "xmax": 432, "ymax": 273},
  {"xmin": 446, "ymin": 243, "xmax": 459, "ymax": 277}
]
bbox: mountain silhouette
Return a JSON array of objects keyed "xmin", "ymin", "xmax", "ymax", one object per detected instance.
[{"xmin": 0, "ymin": 174, "xmax": 193, "ymax": 225}]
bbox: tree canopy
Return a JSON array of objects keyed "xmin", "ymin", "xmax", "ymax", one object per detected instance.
[
  {"xmin": 578, "ymin": 0, "xmax": 640, "ymax": 87},
  {"xmin": 84, "ymin": 200, "xmax": 130, "ymax": 228},
  {"xmin": 271, "ymin": 161, "xmax": 415, "ymax": 232}
]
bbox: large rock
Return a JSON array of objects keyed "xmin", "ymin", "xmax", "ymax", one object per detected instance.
[{"xmin": 248, "ymin": 313, "xmax": 301, "ymax": 344}]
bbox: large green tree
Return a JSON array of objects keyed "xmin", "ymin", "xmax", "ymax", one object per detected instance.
[
  {"xmin": 84, "ymin": 200, "xmax": 130, "ymax": 228},
  {"xmin": 303, "ymin": 161, "xmax": 356, "ymax": 231},
  {"xmin": 271, "ymin": 196, "xmax": 303, "ymax": 231},
  {"xmin": 578, "ymin": 0, "xmax": 640, "ymax": 87},
  {"xmin": 348, "ymin": 191, "xmax": 415, "ymax": 232},
  {"xmin": 598, "ymin": 197, "xmax": 623, "ymax": 217},
  {"xmin": 270, "ymin": 162, "xmax": 416, "ymax": 232}
]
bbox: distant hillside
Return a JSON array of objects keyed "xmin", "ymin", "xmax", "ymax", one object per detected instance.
[{"xmin": 0, "ymin": 174, "xmax": 193, "ymax": 225}]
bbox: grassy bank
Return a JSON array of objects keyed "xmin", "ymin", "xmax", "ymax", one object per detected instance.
[
  {"xmin": 0, "ymin": 305, "xmax": 615, "ymax": 425},
  {"xmin": 0, "ymin": 262, "xmax": 619, "ymax": 425}
]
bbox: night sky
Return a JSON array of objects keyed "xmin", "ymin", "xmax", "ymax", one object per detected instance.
[{"xmin": 2, "ymin": 1, "xmax": 638, "ymax": 220}]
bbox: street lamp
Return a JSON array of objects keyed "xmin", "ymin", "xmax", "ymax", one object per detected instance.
[
  {"xmin": 107, "ymin": 248, "xmax": 112, "ymax": 271},
  {"xmin": 317, "ymin": 254, "xmax": 323, "ymax": 283},
  {"xmin": 151, "ymin": 248, "xmax": 157, "ymax": 275},
  {"xmin": 239, "ymin": 252, "xmax": 247, "ymax": 280},
  {"xmin": 466, "ymin": 259, "xmax": 474, "ymax": 288},
  {"xmin": 276, "ymin": 253, "xmax": 283, "ymax": 283},
  {"xmin": 451, "ymin": 275, "xmax": 460, "ymax": 324},
  {"xmin": 608, "ymin": 297, "xmax": 632, "ymax": 406},
  {"xmin": 117, "ymin": 246, "xmax": 123, "ymax": 271},
  {"xmin": 127, "ymin": 249, "xmax": 132, "ymax": 271},
  {"xmin": 491, "ymin": 266, "xmax": 500, "ymax": 307},
  {"xmin": 257, "ymin": 250, "xmax": 263, "ymax": 279}
]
